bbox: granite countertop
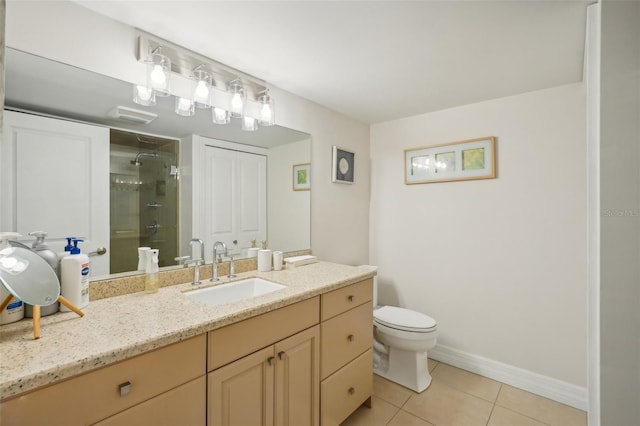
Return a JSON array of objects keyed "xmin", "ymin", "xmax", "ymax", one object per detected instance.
[{"xmin": 0, "ymin": 261, "xmax": 375, "ymax": 400}]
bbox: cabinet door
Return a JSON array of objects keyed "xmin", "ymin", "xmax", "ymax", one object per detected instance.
[
  {"xmin": 208, "ymin": 346, "xmax": 275, "ymax": 426},
  {"xmin": 92, "ymin": 376, "xmax": 205, "ymax": 426},
  {"xmin": 274, "ymin": 325, "xmax": 320, "ymax": 426}
]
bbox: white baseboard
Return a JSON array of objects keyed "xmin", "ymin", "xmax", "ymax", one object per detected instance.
[{"xmin": 429, "ymin": 344, "xmax": 587, "ymax": 411}]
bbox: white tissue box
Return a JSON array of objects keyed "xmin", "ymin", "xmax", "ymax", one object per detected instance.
[{"xmin": 284, "ymin": 255, "xmax": 317, "ymax": 269}]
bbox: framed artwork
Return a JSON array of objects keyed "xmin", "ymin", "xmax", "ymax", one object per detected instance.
[
  {"xmin": 332, "ymin": 146, "xmax": 355, "ymax": 184},
  {"xmin": 404, "ymin": 136, "xmax": 496, "ymax": 184},
  {"xmin": 293, "ymin": 163, "xmax": 311, "ymax": 191}
]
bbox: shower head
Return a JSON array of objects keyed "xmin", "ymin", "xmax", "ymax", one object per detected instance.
[{"xmin": 131, "ymin": 152, "xmax": 158, "ymax": 166}]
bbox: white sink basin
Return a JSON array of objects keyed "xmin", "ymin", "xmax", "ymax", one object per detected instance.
[{"xmin": 185, "ymin": 278, "xmax": 286, "ymax": 307}]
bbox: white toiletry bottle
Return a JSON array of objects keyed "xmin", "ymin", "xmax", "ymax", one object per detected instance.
[
  {"xmin": 137, "ymin": 247, "xmax": 151, "ymax": 272},
  {"xmin": 60, "ymin": 239, "xmax": 90, "ymax": 311},
  {"xmin": 0, "ymin": 232, "xmax": 25, "ymax": 324},
  {"xmin": 145, "ymin": 248, "xmax": 160, "ymax": 294},
  {"xmin": 26, "ymin": 231, "xmax": 61, "ymax": 317}
]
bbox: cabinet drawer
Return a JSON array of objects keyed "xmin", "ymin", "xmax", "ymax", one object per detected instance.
[
  {"xmin": 320, "ymin": 349, "xmax": 373, "ymax": 426},
  {"xmin": 321, "ymin": 301, "xmax": 373, "ymax": 379},
  {"xmin": 1, "ymin": 335, "xmax": 206, "ymax": 426},
  {"xmin": 321, "ymin": 279, "xmax": 372, "ymax": 321},
  {"xmin": 93, "ymin": 376, "xmax": 206, "ymax": 426},
  {"xmin": 208, "ymin": 297, "xmax": 319, "ymax": 371}
]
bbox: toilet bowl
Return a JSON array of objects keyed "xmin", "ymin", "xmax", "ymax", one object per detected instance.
[{"xmin": 360, "ymin": 265, "xmax": 438, "ymax": 393}]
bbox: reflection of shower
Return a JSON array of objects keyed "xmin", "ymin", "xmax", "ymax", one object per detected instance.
[{"xmin": 130, "ymin": 152, "xmax": 158, "ymax": 166}]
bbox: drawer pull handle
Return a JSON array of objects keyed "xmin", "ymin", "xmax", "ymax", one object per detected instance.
[
  {"xmin": 347, "ymin": 334, "xmax": 355, "ymax": 342},
  {"xmin": 348, "ymin": 295, "xmax": 355, "ymax": 302},
  {"xmin": 348, "ymin": 387, "xmax": 355, "ymax": 395},
  {"xmin": 267, "ymin": 356, "xmax": 275, "ymax": 366},
  {"xmin": 278, "ymin": 351, "xmax": 286, "ymax": 360},
  {"xmin": 119, "ymin": 381, "xmax": 132, "ymax": 397}
]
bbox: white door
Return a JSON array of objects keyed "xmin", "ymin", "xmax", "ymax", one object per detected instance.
[
  {"xmin": 202, "ymin": 145, "xmax": 266, "ymax": 261},
  {"xmin": 1, "ymin": 110, "xmax": 110, "ymax": 276}
]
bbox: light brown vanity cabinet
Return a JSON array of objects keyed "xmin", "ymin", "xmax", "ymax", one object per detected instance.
[
  {"xmin": 0, "ymin": 335, "xmax": 206, "ymax": 426},
  {"xmin": 319, "ymin": 278, "xmax": 374, "ymax": 426},
  {"xmin": 207, "ymin": 297, "xmax": 320, "ymax": 426}
]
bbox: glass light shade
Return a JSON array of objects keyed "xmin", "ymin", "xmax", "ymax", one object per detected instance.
[
  {"xmin": 193, "ymin": 69, "xmax": 212, "ymax": 109},
  {"xmin": 258, "ymin": 93, "xmax": 275, "ymax": 126},
  {"xmin": 212, "ymin": 107, "xmax": 230, "ymax": 125},
  {"xmin": 241, "ymin": 115, "xmax": 258, "ymax": 132},
  {"xmin": 148, "ymin": 52, "xmax": 171, "ymax": 97},
  {"xmin": 228, "ymin": 81, "xmax": 245, "ymax": 118},
  {"xmin": 133, "ymin": 85, "xmax": 156, "ymax": 106},
  {"xmin": 175, "ymin": 97, "xmax": 195, "ymax": 117}
]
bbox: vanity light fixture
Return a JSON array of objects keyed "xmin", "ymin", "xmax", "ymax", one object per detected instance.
[
  {"xmin": 212, "ymin": 107, "xmax": 230, "ymax": 125},
  {"xmin": 228, "ymin": 79, "xmax": 246, "ymax": 118},
  {"xmin": 192, "ymin": 66, "xmax": 213, "ymax": 109},
  {"xmin": 134, "ymin": 33, "xmax": 275, "ymax": 130},
  {"xmin": 175, "ymin": 97, "xmax": 195, "ymax": 117},
  {"xmin": 257, "ymin": 90, "xmax": 275, "ymax": 126},
  {"xmin": 147, "ymin": 47, "xmax": 171, "ymax": 97}
]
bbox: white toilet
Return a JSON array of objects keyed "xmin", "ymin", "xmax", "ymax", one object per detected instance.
[{"xmin": 362, "ymin": 266, "xmax": 438, "ymax": 393}]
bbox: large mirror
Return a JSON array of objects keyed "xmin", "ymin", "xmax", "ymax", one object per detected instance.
[{"xmin": 1, "ymin": 48, "xmax": 311, "ymax": 280}]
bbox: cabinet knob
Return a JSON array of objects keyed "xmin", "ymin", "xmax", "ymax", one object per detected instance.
[
  {"xmin": 119, "ymin": 381, "xmax": 132, "ymax": 397},
  {"xmin": 347, "ymin": 334, "xmax": 355, "ymax": 342},
  {"xmin": 348, "ymin": 295, "xmax": 355, "ymax": 302},
  {"xmin": 348, "ymin": 387, "xmax": 355, "ymax": 395},
  {"xmin": 267, "ymin": 356, "xmax": 275, "ymax": 366},
  {"xmin": 278, "ymin": 351, "xmax": 286, "ymax": 360}
]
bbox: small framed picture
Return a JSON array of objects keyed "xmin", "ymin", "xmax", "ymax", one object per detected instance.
[
  {"xmin": 332, "ymin": 146, "xmax": 355, "ymax": 184},
  {"xmin": 293, "ymin": 163, "xmax": 311, "ymax": 191}
]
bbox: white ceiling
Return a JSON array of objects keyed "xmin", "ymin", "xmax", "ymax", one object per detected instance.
[{"xmin": 75, "ymin": 0, "xmax": 590, "ymax": 124}]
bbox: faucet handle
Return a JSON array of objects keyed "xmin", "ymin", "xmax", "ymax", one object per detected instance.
[
  {"xmin": 228, "ymin": 255, "xmax": 236, "ymax": 279},
  {"xmin": 174, "ymin": 255, "xmax": 191, "ymax": 267}
]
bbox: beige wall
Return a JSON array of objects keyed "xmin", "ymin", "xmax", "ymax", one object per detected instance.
[
  {"xmin": 599, "ymin": 1, "xmax": 640, "ymax": 424},
  {"xmin": 4, "ymin": 1, "xmax": 371, "ymax": 266},
  {"xmin": 370, "ymin": 84, "xmax": 587, "ymax": 392}
]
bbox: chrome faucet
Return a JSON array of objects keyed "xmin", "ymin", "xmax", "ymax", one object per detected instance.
[
  {"xmin": 211, "ymin": 241, "xmax": 228, "ymax": 282},
  {"xmin": 174, "ymin": 238, "xmax": 205, "ymax": 285}
]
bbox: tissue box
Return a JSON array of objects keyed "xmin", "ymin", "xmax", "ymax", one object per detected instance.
[{"xmin": 284, "ymin": 255, "xmax": 318, "ymax": 269}]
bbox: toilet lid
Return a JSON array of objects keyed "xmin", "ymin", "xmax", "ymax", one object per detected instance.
[{"xmin": 374, "ymin": 306, "xmax": 437, "ymax": 332}]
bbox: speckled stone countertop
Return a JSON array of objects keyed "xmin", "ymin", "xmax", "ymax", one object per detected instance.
[{"xmin": 0, "ymin": 262, "xmax": 374, "ymax": 400}]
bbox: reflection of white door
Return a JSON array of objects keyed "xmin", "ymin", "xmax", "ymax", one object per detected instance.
[
  {"xmin": 1, "ymin": 111, "xmax": 110, "ymax": 276},
  {"xmin": 202, "ymin": 146, "xmax": 266, "ymax": 261}
]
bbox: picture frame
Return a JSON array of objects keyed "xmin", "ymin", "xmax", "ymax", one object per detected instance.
[
  {"xmin": 332, "ymin": 146, "xmax": 355, "ymax": 184},
  {"xmin": 404, "ymin": 136, "xmax": 496, "ymax": 184},
  {"xmin": 292, "ymin": 163, "xmax": 311, "ymax": 191}
]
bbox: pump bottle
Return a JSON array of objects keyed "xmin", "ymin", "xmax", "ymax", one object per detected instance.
[
  {"xmin": 0, "ymin": 232, "xmax": 25, "ymax": 324},
  {"xmin": 60, "ymin": 239, "xmax": 90, "ymax": 311},
  {"xmin": 145, "ymin": 249, "xmax": 160, "ymax": 293}
]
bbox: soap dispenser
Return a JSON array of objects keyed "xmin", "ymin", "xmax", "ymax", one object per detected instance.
[
  {"xmin": 0, "ymin": 232, "xmax": 25, "ymax": 324},
  {"xmin": 25, "ymin": 231, "xmax": 60, "ymax": 317},
  {"xmin": 60, "ymin": 239, "xmax": 90, "ymax": 311}
]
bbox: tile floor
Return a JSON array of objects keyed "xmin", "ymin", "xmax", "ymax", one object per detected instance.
[{"xmin": 341, "ymin": 361, "xmax": 587, "ymax": 426}]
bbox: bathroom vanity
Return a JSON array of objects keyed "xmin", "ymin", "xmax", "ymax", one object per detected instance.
[{"xmin": 0, "ymin": 262, "xmax": 374, "ymax": 426}]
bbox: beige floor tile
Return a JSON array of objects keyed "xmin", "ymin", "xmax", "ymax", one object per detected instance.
[
  {"xmin": 373, "ymin": 374, "xmax": 415, "ymax": 407},
  {"xmin": 388, "ymin": 410, "xmax": 436, "ymax": 426},
  {"xmin": 340, "ymin": 395, "xmax": 400, "ymax": 426},
  {"xmin": 496, "ymin": 385, "xmax": 587, "ymax": 426},
  {"xmin": 428, "ymin": 359, "xmax": 439, "ymax": 372},
  {"xmin": 403, "ymin": 380, "xmax": 494, "ymax": 426},
  {"xmin": 431, "ymin": 363, "xmax": 502, "ymax": 402},
  {"xmin": 488, "ymin": 406, "xmax": 548, "ymax": 426}
]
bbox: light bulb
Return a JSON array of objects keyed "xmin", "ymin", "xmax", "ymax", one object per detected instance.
[
  {"xmin": 195, "ymin": 81, "xmax": 209, "ymax": 98},
  {"xmin": 137, "ymin": 86, "xmax": 152, "ymax": 101},
  {"xmin": 261, "ymin": 104, "xmax": 272, "ymax": 122},
  {"xmin": 231, "ymin": 93, "xmax": 243, "ymax": 112},
  {"xmin": 150, "ymin": 65, "xmax": 167, "ymax": 86}
]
